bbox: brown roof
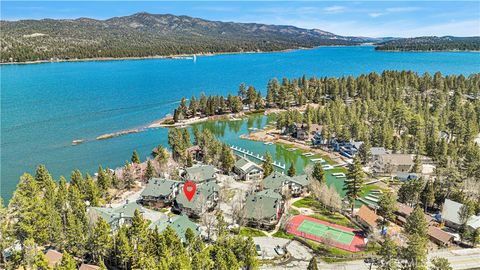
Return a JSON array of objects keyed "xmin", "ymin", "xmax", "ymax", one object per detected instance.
[
  {"xmin": 79, "ymin": 263, "xmax": 101, "ymax": 270},
  {"xmin": 380, "ymin": 154, "xmax": 414, "ymax": 166},
  {"xmin": 428, "ymin": 226, "xmax": 454, "ymax": 245},
  {"xmin": 396, "ymin": 203, "xmax": 414, "ymax": 217},
  {"xmin": 45, "ymin": 250, "xmax": 63, "ymax": 267},
  {"xmin": 396, "ymin": 203, "xmax": 434, "ymax": 223},
  {"xmin": 357, "ymin": 205, "xmax": 378, "ymax": 228}
]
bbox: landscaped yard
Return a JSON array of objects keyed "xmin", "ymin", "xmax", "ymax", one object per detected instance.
[
  {"xmin": 272, "ymin": 229, "xmax": 294, "ymax": 239},
  {"xmin": 239, "ymin": 227, "xmax": 267, "ymax": 237},
  {"xmin": 308, "ymin": 211, "xmax": 358, "ymax": 228},
  {"xmin": 292, "ymin": 196, "xmax": 322, "ymax": 210}
]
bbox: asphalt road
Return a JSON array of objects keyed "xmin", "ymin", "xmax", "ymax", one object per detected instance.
[{"xmin": 256, "ymin": 237, "xmax": 480, "ymax": 270}]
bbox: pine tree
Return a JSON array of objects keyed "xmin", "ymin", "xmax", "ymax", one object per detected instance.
[
  {"xmin": 412, "ymin": 153, "xmax": 422, "ymax": 173},
  {"xmin": 430, "ymin": 257, "xmax": 453, "ymax": 270},
  {"xmin": 312, "ymin": 162, "xmax": 326, "ymax": 184},
  {"xmin": 145, "ymin": 160, "xmax": 155, "ymax": 180},
  {"xmin": 404, "ymin": 206, "xmax": 428, "ymax": 237},
  {"xmin": 131, "ymin": 150, "xmax": 140, "ymax": 164},
  {"xmin": 358, "ymin": 141, "xmax": 372, "ymax": 165},
  {"xmin": 420, "ymin": 180, "xmax": 435, "ymax": 211},
  {"xmin": 375, "ymin": 236, "xmax": 398, "ymax": 270},
  {"xmin": 287, "ymin": 163, "xmax": 296, "ymax": 177},
  {"xmin": 115, "ymin": 226, "xmax": 132, "ymax": 270},
  {"xmin": 97, "ymin": 166, "xmax": 111, "ymax": 194},
  {"xmin": 88, "ymin": 217, "xmax": 112, "ymax": 263},
  {"xmin": 377, "ymin": 192, "xmax": 398, "ymax": 226},
  {"xmin": 56, "ymin": 251, "xmax": 77, "ymax": 270},
  {"xmin": 307, "ymin": 257, "xmax": 319, "ymax": 270},
  {"xmin": 262, "ymin": 152, "xmax": 274, "ymax": 178},
  {"xmin": 344, "ymin": 156, "xmax": 365, "ymax": 213},
  {"xmin": 34, "ymin": 164, "xmax": 52, "ymax": 190},
  {"xmin": 221, "ymin": 144, "xmax": 235, "ymax": 173}
]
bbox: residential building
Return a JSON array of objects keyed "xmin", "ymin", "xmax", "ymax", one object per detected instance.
[
  {"xmin": 294, "ymin": 123, "xmax": 308, "ymax": 140},
  {"xmin": 234, "ymin": 157, "xmax": 264, "ymax": 181},
  {"xmin": 373, "ymin": 154, "xmax": 414, "ymax": 174},
  {"xmin": 244, "ymin": 189, "xmax": 284, "ymax": 229},
  {"xmin": 140, "ymin": 178, "xmax": 182, "ymax": 207},
  {"xmin": 87, "ymin": 201, "xmax": 161, "ymax": 231},
  {"xmin": 395, "ymin": 202, "xmax": 433, "ymax": 225},
  {"xmin": 262, "ymin": 171, "xmax": 309, "ymax": 197},
  {"xmin": 427, "ymin": 226, "xmax": 454, "ymax": 247},
  {"xmin": 173, "ymin": 181, "xmax": 219, "ymax": 218},
  {"xmin": 150, "ymin": 214, "xmax": 201, "ymax": 242},
  {"xmin": 442, "ymin": 199, "xmax": 480, "ymax": 231},
  {"xmin": 356, "ymin": 205, "xmax": 378, "ymax": 231},
  {"xmin": 45, "ymin": 249, "xmax": 63, "ymax": 268},
  {"xmin": 182, "ymin": 165, "xmax": 217, "ymax": 183}
]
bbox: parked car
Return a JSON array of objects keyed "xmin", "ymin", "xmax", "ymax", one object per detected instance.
[
  {"xmin": 256, "ymin": 244, "xmax": 262, "ymax": 256},
  {"xmin": 274, "ymin": 245, "xmax": 285, "ymax": 256}
]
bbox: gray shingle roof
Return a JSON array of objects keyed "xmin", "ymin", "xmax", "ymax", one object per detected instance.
[
  {"xmin": 185, "ymin": 165, "xmax": 217, "ymax": 183},
  {"xmin": 263, "ymin": 171, "xmax": 290, "ymax": 189},
  {"xmin": 88, "ymin": 202, "xmax": 147, "ymax": 225},
  {"xmin": 235, "ymin": 157, "xmax": 263, "ymax": 174},
  {"xmin": 149, "ymin": 214, "xmax": 200, "ymax": 242},
  {"xmin": 245, "ymin": 190, "xmax": 282, "ymax": 220},
  {"xmin": 175, "ymin": 181, "xmax": 219, "ymax": 211},
  {"xmin": 141, "ymin": 178, "xmax": 181, "ymax": 197}
]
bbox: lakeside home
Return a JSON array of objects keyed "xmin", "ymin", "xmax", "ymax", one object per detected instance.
[
  {"xmin": 442, "ymin": 199, "xmax": 480, "ymax": 231},
  {"xmin": 373, "ymin": 154, "xmax": 414, "ymax": 175},
  {"xmin": 233, "ymin": 156, "xmax": 264, "ymax": 181},
  {"xmin": 173, "ymin": 180, "xmax": 219, "ymax": 218},
  {"xmin": 244, "ymin": 189, "xmax": 284, "ymax": 229},
  {"xmin": 140, "ymin": 178, "xmax": 182, "ymax": 207},
  {"xmin": 262, "ymin": 171, "xmax": 309, "ymax": 197},
  {"xmin": 150, "ymin": 215, "xmax": 201, "ymax": 242},
  {"xmin": 182, "ymin": 165, "xmax": 218, "ymax": 183},
  {"xmin": 87, "ymin": 201, "xmax": 162, "ymax": 231}
]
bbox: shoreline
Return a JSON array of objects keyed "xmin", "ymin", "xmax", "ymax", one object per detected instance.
[
  {"xmin": 0, "ymin": 47, "xmax": 311, "ymax": 66},
  {"xmin": 85, "ymin": 104, "xmax": 318, "ymax": 143}
]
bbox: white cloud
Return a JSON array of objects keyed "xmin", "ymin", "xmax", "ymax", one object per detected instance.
[
  {"xmin": 323, "ymin": 6, "xmax": 346, "ymax": 14},
  {"xmin": 386, "ymin": 7, "xmax": 421, "ymax": 13},
  {"xmin": 368, "ymin": 12, "xmax": 385, "ymax": 18}
]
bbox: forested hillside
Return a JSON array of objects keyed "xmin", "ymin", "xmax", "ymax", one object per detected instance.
[
  {"xmin": 375, "ymin": 36, "xmax": 480, "ymax": 51},
  {"xmin": 0, "ymin": 12, "xmax": 369, "ymax": 63}
]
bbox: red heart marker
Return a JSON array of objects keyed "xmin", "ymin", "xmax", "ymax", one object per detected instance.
[{"xmin": 183, "ymin": 181, "xmax": 196, "ymax": 202}]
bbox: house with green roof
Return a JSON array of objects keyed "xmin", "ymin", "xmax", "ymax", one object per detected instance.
[
  {"xmin": 262, "ymin": 171, "xmax": 309, "ymax": 197},
  {"xmin": 173, "ymin": 181, "xmax": 219, "ymax": 218},
  {"xmin": 149, "ymin": 215, "xmax": 201, "ymax": 242},
  {"xmin": 87, "ymin": 201, "xmax": 161, "ymax": 231},
  {"xmin": 244, "ymin": 189, "xmax": 284, "ymax": 229},
  {"xmin": 182, "ymin": 165, "xmax": 217, "ymax": 183},
  {"xmin": 140, "ymin": 178, "xmax": 182, "ymax": 207},
  {"xmin": 233, "ymin": 157, "xmax": 264, "ymax": 181}
]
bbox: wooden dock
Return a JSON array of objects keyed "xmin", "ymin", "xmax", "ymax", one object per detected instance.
[{"xmin": 230, "ymin": 145, "xmax": 286, "ymax": 169}]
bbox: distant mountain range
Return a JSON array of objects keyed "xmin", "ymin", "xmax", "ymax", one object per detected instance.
[
  {"xmin": 1, "ymin": 12, "xmax": 478, "ymax": 63},
  {"xmin": 376, "ymin": 36, "xmax": 480, "ymax": 51}
]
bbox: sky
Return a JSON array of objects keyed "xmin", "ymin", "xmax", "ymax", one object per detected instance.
[{"xmin": 1, "ymin": 1, "xmax": 479, "ymax": 37}]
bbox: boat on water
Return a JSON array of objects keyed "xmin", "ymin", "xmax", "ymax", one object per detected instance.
[
  {"xmin": 72, "ymin": 139, "xmax": 85, "ymax": 145},
  {"xmin": 310, "ymin": 158, "xmax": 324, "ymax": 162},
  {"xmin": 332, "ymin": 172, "xmax": 346, "ymax": 178},
  {"xmin": 302, "ymin": 152, "xmax": 315, "ymax": 157},
  {"xmin": 286, "ymin": 148, "xmax": 297, "ymax": 151},
  {"xmin": 263, "ymin": 142, "xmax": 274, "ymax": 145}
]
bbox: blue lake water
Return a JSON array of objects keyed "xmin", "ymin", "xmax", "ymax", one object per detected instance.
[{"xmin": 1, "ymin": 46, "xmax": 479, "ymax": 201}]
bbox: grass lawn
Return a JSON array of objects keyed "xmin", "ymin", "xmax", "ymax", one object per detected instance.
[
  {"xmin": 239, "ymin": 227, "xmax": 267, "ymax": 237},
  {"xmin": 308, "ymin": 211, "xmax": 358, "ymax": 228},
  {"xmin": 292, "ymin": 196, "xmax": 322, "ymax": 210},
  {"xmin": 272, "ymin": 229, "xmax": 294, "ymax": 240},
  {"xmin": 289, "ymin": 208, "xmax": 300, "ymax": 215}
]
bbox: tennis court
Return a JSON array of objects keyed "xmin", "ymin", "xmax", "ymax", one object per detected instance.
[
  {"xmin": 287, "ymin": 215, "xmax": 366, "ymax": 252},
  {"xmin": 297, "ymin": 219, "xmax": 355, "ymax": 245}
]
